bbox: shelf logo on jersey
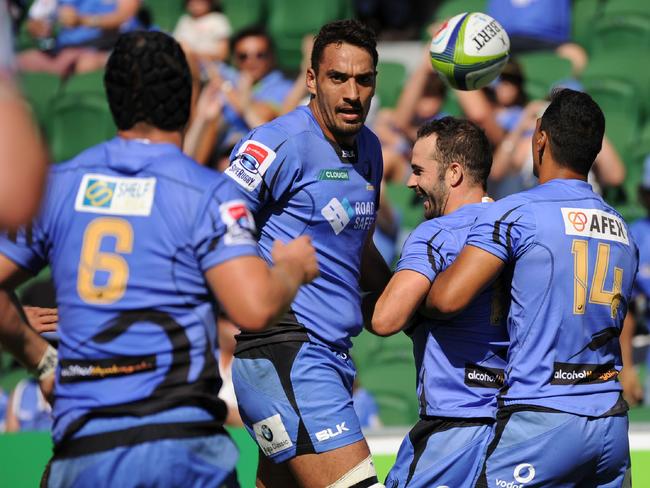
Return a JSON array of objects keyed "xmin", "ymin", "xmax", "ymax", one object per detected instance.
[
  {"xmin": 253, "ymin": 414, "xmax": 293, "ymax": 456},
  {"xmin": 551, "ymin": 362, "xmax": 619, "ymax": 385},
  {"xmin": 219, "ymin": 200, "xmax": 257, "ymax": 246},
  {"xmin": 226, "ymin": 140, "xmax": 277, "ymax": 191},
  {"xmin": 75, "ymin": 173, "xmax": 156, "ymax": 216},
  {"xmin": 321, "ymin": 197, "xmax": 376, "ymax": 235},
  {"xmin": 561, "ymin": 208, "xmax": 629, "ymax": 245}
]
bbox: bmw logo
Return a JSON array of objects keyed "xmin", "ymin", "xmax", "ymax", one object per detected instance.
[{"xmin": 261, "ymin": 424, "xmax": 273, "ymax": 441}]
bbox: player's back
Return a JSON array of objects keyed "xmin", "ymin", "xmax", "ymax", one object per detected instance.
[
  {"xmin": 5, "ymin": 137, "xmax": 249, "ymax": 445},
  {"xmin": 469, "ymin": 179, "xmax": 638, "ymax": 416},
  {"xmin": 400, "ymin": 204, "xmax": 508, "ymax": 419}
]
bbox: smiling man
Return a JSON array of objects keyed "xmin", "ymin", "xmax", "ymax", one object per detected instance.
[
  {"xmin": 369, "ymin": 117, "xmax": 508, "ymax": 487},
  {"xmin": 225, "ymin": 19, "xmax": 390, "ymax": 488}
]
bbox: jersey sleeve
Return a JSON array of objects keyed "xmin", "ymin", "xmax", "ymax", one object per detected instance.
[
  {"xmin": 224, "ymin": 126, "xmax": 301, "ymax": 214},
  {"xmin": 466, "ymin": 198, "xmax": 536, "ymax": 263},
  {"xmin": 192, "ymin": 179, "xmax": 260, "ymax": 272},
  {"xmin": 395, "ymin": 223, "xmax": 457, "ymax": 283},
  {"xmin": 0, "ymin": 220, "xmax": 49, "ymax": 275}
]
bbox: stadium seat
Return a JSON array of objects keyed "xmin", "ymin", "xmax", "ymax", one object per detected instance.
[
  {"xmin": 222, "ymin": 0, "xmax": 266, "ymax": 32},
  {"xmin": 517, "ymin": 52, "xmax": 573, "ymax": 101},
  {"xmin": 267, "ymin": 0, "xmax": 353, "ymax": 73},
  {"xmin": 46, "ymin": 93, "xmax": 116, "ymax": 163},
  {"xmin": 582, "ymin": 76, "xmax": 641, "ymax": 162},
  {"xmin": 602, "ymin": 0, "xmax": 649, "ymax": 16},
  {"xmin": 571, "ymin": 0, "xmax": 605, "ymax": 50},
  {"xmin": 385, "ymin": 182, "xmax": 424, "ymax": 232},
  {"xmin": 440, "ymin": 90, "xmax": 463, "ymax": 117},
  {"xmin": 145, "ymin": 0, "xmax": 185, "ymax": 33},
  {"xmin": 17, "ymin": 72, "xmax": 61, "ymax": 130},
  {"xmin": 433, "ymin": 0, "xmax": 487, "ymax": 21},
  {"xmin": 62, "ymin": 70, "xmax": 105, "ymax": 95},
  {"xmin": 353, "ymin": 331, "xmax": 419, "ymax": 426},
  {"xmin": 590, "ymin": 14, "xmax": 650, "ymax": 58},
  {"xmin": 376, "ymin": 61, "xmax": 407, "ymax": 109}
]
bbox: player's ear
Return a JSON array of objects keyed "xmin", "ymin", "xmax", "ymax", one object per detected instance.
[
  {"xmin": 306, "ymin": 68, "xmax": 317, "ymax": 96},
  {"xmin": 448, "ymin": 162, "xmax": 462, "ymax": 187}
]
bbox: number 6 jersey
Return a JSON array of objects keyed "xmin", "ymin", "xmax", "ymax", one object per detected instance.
[
  {"xmin": 467, "ymin": 179, "xmax": 639, "ymax": 416},
  {"xmin": 0, "ymin": 137, "xmax": 259, "ymax": 448}
]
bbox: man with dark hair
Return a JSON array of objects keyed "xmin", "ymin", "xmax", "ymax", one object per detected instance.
[
  {"xmin": 226, "ymin": 18, "xmax": 390, "ymax": 488},
  {"xmin": 426, "ymin": 89, "xmax": 637, "ymax": 486},
  {"xmin": 0, "ymin": 30, "xmax": 318, "ymax": 487},
  {"xmin": 369, "ymin": 117, "xmax": 508, "ymax": 487}
]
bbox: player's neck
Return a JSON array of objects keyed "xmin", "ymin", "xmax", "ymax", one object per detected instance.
[
  {"xmin": 538, "ymin": 160, "xmax": 587, "ymax": 184},
  {"xmin": 118, "ymin": 124, "xmax": 182, "ymax": 148},
  {"xmin": 443, "ymin": 186, "xmax": 486, "ymax": 216},
  {"xmin": 308, "ymin": 99, "xmax": 357, "ymax": 147}
]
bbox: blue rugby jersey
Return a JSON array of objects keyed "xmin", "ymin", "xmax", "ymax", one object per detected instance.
[
  {"xmin": 397, "ymin": 203, "xmax": 509, "ymax": 419},
  {"xmin": 0, "ymin": 137, "xmax": 259, "ymax": 445},
  {"xmin": 467, "ymin": 179, "xmax": 638, "ymax": 416},
  {"xmin": 630, "ymin": 218, "xmax": 650, "ymax": 321},
  {"xmin": 226, "ymin": 106, "xmax": 383, "ymax": 350}
]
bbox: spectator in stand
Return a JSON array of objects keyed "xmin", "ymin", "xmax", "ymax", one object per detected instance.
[
  {"xmin": 5, "ymin": 377, "xmax": 53, "ymax": 432},
  {"xmin": 17, "ymin": 0, "xmax": 141, "ymax": 76},
  {"xmin": 0, "ymin": 387, "xmax": 7, "ymax": 432},
  {"xmin": 184, "ymin": 26, "xmax": 293, "ymax": 164},
  {"xmin": 352, "ymin": 379, "xmax": 382, "ymax": 430},
  {"xmin": 173, "ymin": 0, "xmax": 232, "ymax": 65},
  {"xmin": 487, "ymin": 0, "xmax": 587, "ymax": 75}
]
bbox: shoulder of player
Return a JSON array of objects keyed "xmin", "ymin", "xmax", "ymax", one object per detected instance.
[{"xmin": 410, "ymin": 218, "xmax": 459, "ymax": 249}]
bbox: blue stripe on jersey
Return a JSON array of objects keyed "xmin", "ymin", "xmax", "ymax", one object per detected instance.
[
  {"xmin": 396, "ymin": 203, "xmax": 509, "ymax": 418},
  {"xmin": 467, "ymin": 179, "xmax": 639, "ymax": 416}
]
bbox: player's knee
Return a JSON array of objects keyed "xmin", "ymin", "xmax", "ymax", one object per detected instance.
[{"xmin": 325, "ymin": 455, "xmax": 385, "ymax": 488}]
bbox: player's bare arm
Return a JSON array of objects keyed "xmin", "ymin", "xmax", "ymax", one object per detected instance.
[
  {"xmin": 359, "ymin": 225, "xmax": 391, "ymax": 293},
  {"xmin": 206, "ymin": 236, "xmax": 318, "ymax": 331},
  {"xmin": 424, "ymin": 245, "xmax": 504, "ymax": 318},
  {"xmin": 370, "ymin": 270, "xmax": 430, "ymax": 336}
]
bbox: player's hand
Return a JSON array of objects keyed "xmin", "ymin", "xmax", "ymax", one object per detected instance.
[
  {"xmin": 24, "ymin": 306, "xmax": 58, "ymax": 334},
  {"xmin": 58, "ymin": 6, "xmax": 80, "ymax": 27},
  {"xmin": 620, "ymin": 365, "xmax": 643, "ymax": 407},
  {"xmin": 272, "ymin": 236, "xmax": 319, "ymax": 284}
]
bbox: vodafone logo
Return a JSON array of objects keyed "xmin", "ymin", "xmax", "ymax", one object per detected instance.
[
  {"xmin": 568, "ymin": 211, "xmax": 587, "ymax": 231},
  {"xmin": 243, "ymin": 143, "xmax": 269, "ymax": 164},
  {"xmin": 513, "ymin": 463, "xmax": 535, "ymax": 483}
]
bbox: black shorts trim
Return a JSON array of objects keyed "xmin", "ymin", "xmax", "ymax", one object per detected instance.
[
  {"xmin": 53, "ymin": 421, "xmax": 227, "ymax": 459},
  {"xmin": 234, "ymin": 312, "xmax": 309, "ymax": 354}
]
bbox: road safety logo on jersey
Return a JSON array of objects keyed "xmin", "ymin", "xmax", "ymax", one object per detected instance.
[
  {"xmin": 75, "ymin": 173, "xmax": 156, "ymax": 216},
  {"xmin": 252, "ymin": 414, "xmax": 293, "ymax": 456},
  {"xmin": 321, "ymin": 197, "xmax": 376, "ymax": 235},
  {"xmin": 219, "ymin": 199, "xmax": 257, "ymax": 246},
  {"xmin": 561, "ymin": 208, "xmax": 629, "ymax": 245},
  {"xmin": 225, "ymin": 140, "xmax": 277, "ymax": 191}
]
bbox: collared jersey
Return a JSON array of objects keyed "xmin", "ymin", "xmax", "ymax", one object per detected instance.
[
  {"xmin": 468, "ymin": 179, "xmax": 638, "ymax": 416},
  {"xmin": 396, "ymin": 203, "xmax": 509, "ymax": 419},
  {"xmin": 0, "ymin": 137, "xmax": 259, "ymax": 444},
  {"xmin": 226, "ymin": 106, "xmax": 383, "ymax": 350}
]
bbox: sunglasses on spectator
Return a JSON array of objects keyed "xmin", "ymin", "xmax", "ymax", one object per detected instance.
[{"xmin": 235, "ymin": 51, "xmax": 270, "ymax": 62}]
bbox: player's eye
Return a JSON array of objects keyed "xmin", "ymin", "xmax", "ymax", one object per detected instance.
[
  {"xmin": 356, "ymin": 74, "xmax": 375, "ymax": 86},
  {"xmin": 330, "ymin": 73, "xmax": 347, "ymax": 83}
]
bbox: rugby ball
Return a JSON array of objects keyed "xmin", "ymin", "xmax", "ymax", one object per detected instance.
[{"xmin": 430, "ymin": 12, "xmax": 510, "ymax": 90}]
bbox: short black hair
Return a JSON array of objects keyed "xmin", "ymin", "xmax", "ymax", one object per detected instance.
[
  {"xmin": 230, "ymin": 25, "xmax": 274, "ymax": 57},
  {"xmin": 104, "ymin": 31, "xmax": 191, "ymax": 132},
  {"xmin": 311, "ymin": 19, "xmax": 378, "ymax": 73},
  {"xmin": 540, "ymin": 88, "xmax": 605, "ymax": 176},
  {"xmin": 416, "ymin": 116, "xmax": 492, "ymax": 189}
]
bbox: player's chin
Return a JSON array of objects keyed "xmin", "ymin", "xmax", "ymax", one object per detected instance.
[{"xmin": 336, "ymin": 120, "xmax": 364, "ymax": 135}]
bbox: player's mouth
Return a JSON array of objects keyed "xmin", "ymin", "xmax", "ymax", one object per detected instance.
[{"xmin": 337, "ymin": 107, "xmax": 362, "ymax": 122}]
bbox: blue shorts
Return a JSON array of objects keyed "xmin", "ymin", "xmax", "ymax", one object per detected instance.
[
  {"xmin": 385, "ymin": 418, "xmax": 493, "ymax": 488},
  {"xmin": 47, "ymin": 434, "xmax": 239, "ymax": 488},
  {"xmin": 232, "ymin": 340, "xmax": 364, "ymax": 463},
  {"xmin": 475, "ymin": 408, "xmax": 631, "ymax": 488}
]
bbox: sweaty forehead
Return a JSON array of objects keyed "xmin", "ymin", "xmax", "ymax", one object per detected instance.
[{"xmin": 319, "ymin": 42, "xmax": 374, "ymax": 74}]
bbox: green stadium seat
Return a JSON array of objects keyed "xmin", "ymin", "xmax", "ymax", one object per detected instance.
[
  {"xmin": 62, "ymin": 70, "xmax": 105, "ymax": 95},
  {"xmin": 46, "ymin": 93, "xmax": 116, "ymax": 163},
  {"xmin": 353, "ymin": 331, "xmax": 419, "ymax": 426},
  {"xmin": 603, "ymin": 0, "xmax": 649, "ymax": 16},
  {"xmin": 517, "ymin": 52, "xmax": 573, "ymax": 101},
  {"xmin": 145, "ymin": 0, "xmax": 185, "ymax": 33},
  {"xmin": 440, "ymin": 90, "xmax": 463, "ymax": 117},
  {"xmin": 17, "ymin": 72, "xmax": 61, "ymax": 130},
  {"xmin": 582, "ymin": 77, "xmax": 641, "ymax": 161},
  {"xmin": 376, "ymin": 61, "xmax": 407, "ymax": 109},
  {"xmin": 590, "ymin": 14, "xmax": 650, "ymax": 58},
  {"xmin": 434, "ymin": 0, "xmax": 487, "ymax": 21},
  {"xmin": 571, "ymin": 0, "xmax": 605, "ymax": 50},
  {"xmin": 619, "ymin": 122, "xmax": 650, "ymax": 221},
  {"xmin": 222, "ymin": 0, "xmax": 266, "ymax": 32},
  {"xmin": 267, "ymin": 0, "xmax": 353, "ymax": 73}
]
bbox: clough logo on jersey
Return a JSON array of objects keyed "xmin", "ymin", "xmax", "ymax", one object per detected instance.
[
  {"xmin": 225, "ymin": 140, "xmax": 277, "ymax": 192},
  {"xmin": 561, "ymin": 208, "xmax": 629, "ymax": 245},
  {"xmin": 321, "ymin": 198, "xmax": 376, "ymax": 235}
]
